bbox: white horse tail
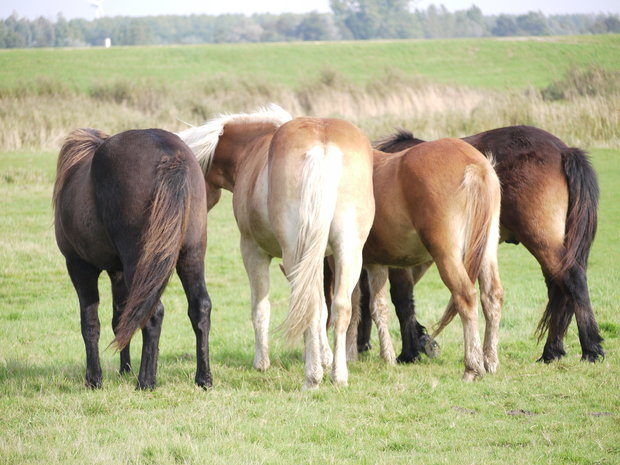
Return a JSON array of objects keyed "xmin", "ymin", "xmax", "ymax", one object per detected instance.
[
  {"xmin": 283, "ymin": 145, "xmax": 343, "ymax": 345},
  {"xmin": 433, "ymin": 160, "xmax": 501, "ymax": 336}
]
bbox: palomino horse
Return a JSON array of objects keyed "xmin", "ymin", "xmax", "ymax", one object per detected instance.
[
  {"xmin": 179, "ymin": 105, "xmax": 375, "ymax": 389},
  {"xmin": 360, "ymin": 126, "xmax": 602, "ymax": 364},
  {"xmin": 268, "ymin": 117, "xmax": 374, "ymax": 389},
  {"xmin": 355, "ymin": 139, "xmax": 503, "ymax": 381},
  {"xmin": 54, "ymin": 128, "xmax": 212, "ymax": 389}
]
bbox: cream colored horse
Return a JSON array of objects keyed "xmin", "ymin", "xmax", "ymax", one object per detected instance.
[
  {"xmin": 179, "ymin": 105, "xmax": 374, "ymax": 388},
  {"xmin": 268, "ymin": 117, "xmax": 374, "ymax": 389}
]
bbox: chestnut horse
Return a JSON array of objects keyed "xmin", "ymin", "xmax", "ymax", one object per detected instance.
[
  {"xmin": 361, "ymin": 126, "xmax": 602, "ymax": 364},
  {"xmin": 54, "ymin": 128, "xmax": 212, "ymax": 389},
  {"xmin": 180, "ymin": 105, "xmax": 375, "ymax": 389},
  {"xmin": 356, "ymin": 139, "xmax": 502, "ymax": 381}
]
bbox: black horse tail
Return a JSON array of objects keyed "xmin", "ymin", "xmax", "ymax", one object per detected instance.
[
  {"xmin": 535, "ymin": 147, "xmax": 600, "ymax": 343},
  {"xmin": 53, "ymin": 128, "xmax": 109, "ymax": 211},
  {"xmin": 112, "ymin": 152, "xmax": 191, "ymax": 350},
  {"xmin": 559, "ymin": 148, "xmax": 599, "ymax": 273}
]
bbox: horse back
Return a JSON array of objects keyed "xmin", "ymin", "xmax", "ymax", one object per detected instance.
[
  {"xmin": 365, "ymin": 138, "xmax": 496, "ymax": 266},
  {"xmin": 268, "ymin": 117, "xmax": 374, "ymax": 244},
  {"xmin": 464, "ymin": 126, "xmax": 569, "ymax": 252},
  {"xmin": 92, "ymin": 129, "xmax": 205, "ymax": 250}
]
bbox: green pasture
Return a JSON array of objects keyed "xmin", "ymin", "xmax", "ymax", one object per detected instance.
[
  {"xmin": 1, "ymin": 34, "xmax": 619, "ymax": 93},
  {"xmin": 1, "ymin": 35, "xmax": 619, "ymax": 464},
  {"xmin": 0, "ymin": 148, "xmax": 619, "ymax": 464}
]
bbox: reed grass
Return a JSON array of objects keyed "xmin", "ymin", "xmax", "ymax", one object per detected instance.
[{"xmin": 1, "ymin": 67, "xmax": 619, "ymax": 152}]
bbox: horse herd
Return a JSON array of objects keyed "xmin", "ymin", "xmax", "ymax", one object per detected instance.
[{"xmin": 52, "ymin": 104, "xmax": 602, "ymax": 391}]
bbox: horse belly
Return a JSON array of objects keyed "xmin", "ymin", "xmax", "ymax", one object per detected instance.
[
  {"xmin": 363, "ymin": 227, "xmax": 432, "ymax": 267},
  {"xmin": 234, "ymin": 184, "xmax": 282, "ymax": 258}
]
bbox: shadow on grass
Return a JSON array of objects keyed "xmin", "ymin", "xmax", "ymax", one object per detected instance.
[{"xmin": 0, "ymin": 346, "xmax": 310, "ymax": 394}]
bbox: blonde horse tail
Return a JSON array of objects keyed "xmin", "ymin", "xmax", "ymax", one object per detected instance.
[
  {"xmin": 433, "ymin": 160, "xmax": 501, "ymax": 336},
  {"xmin": 283, "ymin": 145, "xmax": 342, "ymax": 345}
]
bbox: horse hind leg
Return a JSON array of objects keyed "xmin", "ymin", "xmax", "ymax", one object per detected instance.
[
  {"xmin": 345, "ymin": 282, "xmax": 361, "ymax": 362},
  {"xmin": 365, "ymin": 265, "xmax": 397, "ymax": 365},
  {"xmin": 566, "ymin": 264, "xmax": 604, "ymax": 361},
  {"xmin": 540, "ymin": 265, "xmax": 603, "ymax": 363},
  {"xmin": 109, "ymin": 271, "xmax": 131, "ymax": 374},
  {"xmin": 67, "ymin": 259, "xmax": 103, "ymax": 388},
  {"xmin": 478, "ymin": 257, "xmax": 504, "ymax": 374},
  {"xmin": 538, "ymin": 277, "xmax": 570, "ymax": 363},
  {"xmin": 434, "ymin": 256, "xmax": 484, "ymax": 381},
  {"xmin": 330, "ymin": 245, "xmax": 367, "ymax": 386},
  {"xmin": 177, "ymin": 248, "xmax": 213, "ymax": 388},
  {"xmin": 240, "ymin": 238, "xmax": 273, "ymax": 372},
  {"xmin": 356, "ymin": 269, "xmax": 373, "ymax": 353},
  {"xmin": 136, "ymin": 301, "xmax": 164, "ymax": 390}
]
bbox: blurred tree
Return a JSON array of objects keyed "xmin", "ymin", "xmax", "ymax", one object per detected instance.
[
  {"xmin": 590, "ymin": 15, "xmax": 620, "ymax": 33},
  {"xmin": 516, "ymin": 11, "xmax": 550, "ymax": 35},
  {"xmin": 492, "ymin": 14, "xmax": 519, "ymax": 36}
]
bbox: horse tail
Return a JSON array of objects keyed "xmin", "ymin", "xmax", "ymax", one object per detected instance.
[
  {"xmin": 112, "ymin": 151, "xmax": 191, "ymax": 350},
  {"xmin": 53, "ymin": 128, "xmax": 109, "ymax": 211},
  {"xmin": 433, "ymin": 160, "xmax": 501, "ymax": 336},
  {"xmin": 559, "ymin": 148, "xmax": 599, "ymax": 273},
  {"xmin": 536, "ymin": 147, "xmax": 599, "ymax": 340},
  {"xmin": 282, "ymin": 145, "xmax": 342, "ymax": 345}
]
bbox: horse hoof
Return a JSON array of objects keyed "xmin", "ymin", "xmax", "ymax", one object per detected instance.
[
  {"xmin": 581, "ymin": 351, "xmax": 604, "ymax": 363},
  {"xmin": 136, "ymin": 381, "xmax": 156, "ymax": 391},
  {"xmin": 195, "ymin": 375, "xmax": 213, "ymax": 389},
  {"xmin": 85, "ymin": 378, "xmax": 102, "ymax": 389},
  {"xmin": 422, "ymin": 336, "xmax": 440, "ymax": 359},
  {"xmin": 396, "ymin": 353, "xmax": 421, "ymax": 364},
  {"xmin": 253, "ymin": 358, "xmax": 271, "ymax": 372},
  {"xmin": 302, "ymin": 381, "xmax": 320, "ymax": 391},
  {"xmin": 357, "ymin": 342, "xmax": 372, "ymax": 353},
  {"xmin": 484, "ymin": 359, "xmax": 499, "ymax": 374},
  {"xmin": 381, "ymin": 351, "xmax": 397, "ymax": 366},
  {"xmin": 330, "ymin": 367, "xmax": 349, "ymax": 387},
  {"xmin": 462, "ymin": 370, "xmax": 482, "ymax": 382}
]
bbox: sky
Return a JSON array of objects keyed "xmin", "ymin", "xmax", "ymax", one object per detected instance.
[{"xmin": 1, "ymin": 0, "xmax": 619, "ymax": 21}]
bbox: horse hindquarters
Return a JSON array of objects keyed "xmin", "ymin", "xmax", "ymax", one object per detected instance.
[
  {"xmin": 271, "ymin": 144, "xmax": 342, "ymax": 389},
  {"xmin": 431, "ymin": 161, "xmax": 502, "ymax": 381},
  {"xmin": 95, "ymin": 131, "xmax": 206, "ymax": 389},
  {"xmin": 271, "ymin": 125, "xmax": 374, "ymax": 389},
  {"xmin": 537, "ymin": 148, "xmax": 602, "ymax": 362}
]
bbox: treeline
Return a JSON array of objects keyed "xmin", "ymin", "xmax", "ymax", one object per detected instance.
[{"xmin": 1, "ymin": 2, "xmax": 620, "ymax": 48}]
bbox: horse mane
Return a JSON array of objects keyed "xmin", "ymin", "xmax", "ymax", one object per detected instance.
[
  {"xmin": 53, "ymin": 128, "xmax": 109, "ymax": 211},
  {"xmin": 374, "ymin": 128, "xmax": 425, "ymax": 153},
  {"xmin": 178, "ymin": 103, "xmax": 293, "ymax": 175}
]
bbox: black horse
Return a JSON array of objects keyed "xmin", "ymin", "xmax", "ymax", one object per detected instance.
[
  {"xmin": 357, "ymin": 125, "xmax": 602, "ymax": 364},
  {"xmin": 54, "ymin": 128, "xmax": 212, "ymax": 389}
]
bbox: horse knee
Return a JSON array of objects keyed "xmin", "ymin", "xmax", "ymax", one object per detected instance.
[
  {"xmin": 455, "ymin": 288, "xmax": 478, "ymax": 319},
  {"xmin": 332, "ymin": 295, "xmax": 352, "ymax": 329},
  {"xmin": 188, "ymin": 293, "xmax": 212, "ymax": 330}
]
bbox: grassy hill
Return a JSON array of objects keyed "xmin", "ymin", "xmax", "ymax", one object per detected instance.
[
  {"xmin": 0, "ymin": 35, "xmax": 620, "ymax": 93},
  {"xmin": 1, "ymin": 34, "xmax": 619, "ymax": 92}
]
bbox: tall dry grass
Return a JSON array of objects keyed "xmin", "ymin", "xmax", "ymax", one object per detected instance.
[{"xmin": 1, "ymin": 68, "xmax": 618, "ymax": 151}]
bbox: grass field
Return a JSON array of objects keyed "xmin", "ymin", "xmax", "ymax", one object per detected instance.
[
  {"xmin": 1, "ymin": 35, "xmax": 619, "ymax": 464},
  {"xmin": 1, "ymin": 35, "xmax": 619, "ymax": 91}
]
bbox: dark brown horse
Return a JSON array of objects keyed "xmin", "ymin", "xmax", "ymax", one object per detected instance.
[
  {"xmin": 359, "ymin": 125, "xmax": 602, "ymax": 364},
  {"xmin": 54, "ymin": 128, "xmax": 212, "ymax": 389}
]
